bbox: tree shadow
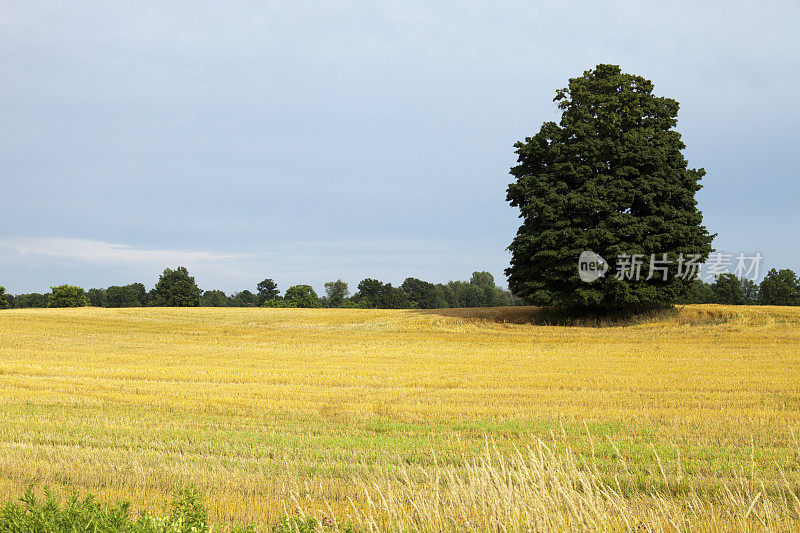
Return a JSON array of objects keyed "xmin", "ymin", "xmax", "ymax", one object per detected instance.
[{"xmin": 417, "ymin": 305, "xmax": 678, "ymax": 327}]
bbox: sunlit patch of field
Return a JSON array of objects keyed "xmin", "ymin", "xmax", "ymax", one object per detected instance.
[{"xmin": 1, "ymin": 305, "xmax": 800, "ymax": 530}]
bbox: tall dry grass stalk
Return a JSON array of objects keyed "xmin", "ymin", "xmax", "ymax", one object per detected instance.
[{"xmin": 292, "ymin": 433, "xmax": 800, "ymax": 532}]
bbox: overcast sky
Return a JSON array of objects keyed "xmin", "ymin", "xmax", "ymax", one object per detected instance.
[{"xmin": 1, "ymin": 1, "xmax": 798, "ymax": 294}]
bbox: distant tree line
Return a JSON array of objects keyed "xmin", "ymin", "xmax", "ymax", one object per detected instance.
[
  {"xmin": 3, "ymin": 266, "xmax": 799, "ymax": 310},
  {"xmin": 0, "ymin": 267, "xmax": 522, "ymax": 309},
  {"xmin": 677, "ymin": 269, "xmax": 800, "ymax": 305}
]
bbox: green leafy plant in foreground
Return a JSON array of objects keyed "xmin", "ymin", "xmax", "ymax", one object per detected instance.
[{"xmin": 0, "ymin": 486, "xmax": 260, "ymax": 533}]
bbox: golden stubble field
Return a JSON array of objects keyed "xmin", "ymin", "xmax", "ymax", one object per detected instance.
[{"xmin": 1, "ymin": 305, "xmax": 800, "ymax": 530}]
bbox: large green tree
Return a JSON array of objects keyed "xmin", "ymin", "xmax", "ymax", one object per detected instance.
[
  {"xmin": 150, "ymin": 267, "xmax": 201, "ymax": 307},
  {"xmin": 0, "ymin": 286, "xmax": 7, "ymax": 309},
  {"xmin": 506, "ymin": 64, "xmax": 714, "ymax": 308}
]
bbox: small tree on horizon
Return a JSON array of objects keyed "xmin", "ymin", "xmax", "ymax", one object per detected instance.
[
  {"xmin": 324, "ymin": 280, "xmax": 349, "ymax": 307},
  {"xmin": 106, "ymin": 283, "xmax": 148, "ymax": 307},
  {"xmin": 12, "ymin": 293, "xmax": 49, "ymax": 308},
  {"xmin": 256, "ymin": 278, "xmax": 280, "ymax": 305},
  {"xmin": 401, "ymin": 278, "xmax": 443, "ymax": 309},
  {"xmin": 740, "ymin": 278, "xmax": 759, "ymax": 305},
  {"xmin": 711, "ymin": 273, "xmax": 744, "ymax": 305},
  {"xmin": 231, "ymin": 290, "xmax": 258, "ymax": 307},
  {"xmin": 0, "ymin": 286, "xmax": 7, "ymax": 309},
  {"xmin": 86, "ymin": 288, "xmax": 106, "ymax": 307},
  {"xmin": 201, "ymin": 290, "xmax": 230, "ymax": 307},
  {"xmin": 150, "ymin": 267, "xmax": 201, "ymax": 307},
  {"xmin": 353, "ymin": 279, "xmax": 411, "ymax": 309},
  {"xmin": 48, "ymin": 285, "xmax": 88, "ymax": 308},
  {"xmin": 759, "ymin": 268, "xmax": 800, "ymax": 306},
  {"xmin": 283, "ymin": 285, "xmax": 322, "ymax": 308}
]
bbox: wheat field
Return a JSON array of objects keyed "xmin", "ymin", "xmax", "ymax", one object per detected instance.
[{"xmin": 1, "ymin": 305, "xmax": 800, "ymax": 531}]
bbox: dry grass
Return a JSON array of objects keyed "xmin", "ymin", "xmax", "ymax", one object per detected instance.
[
  {"xmin": 1, "ymin": 305, "xmax": 800, "ymax": 530},
  {"xmin": 309, "ymin": 432, "xmax": 800, "ymax": 532}
]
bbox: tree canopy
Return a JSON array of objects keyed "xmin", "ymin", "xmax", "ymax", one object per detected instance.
[
  {"xmin": 86, "ymin": 288, "xmax": 106, "ymax": 307},
  {"xmin": 711, "ymin": 273, "xmax": 744, "ymax": 305},
  {"xmin": 506, "ymin": 64, "xmax": 714, "ymax": 308},
  {"xmin": 352, "ymin": 279, "xmax": 410, "ymax": 309},
  {"xmin": 283, "ymin": 285, "xmax": 322, "ymax": 308},
  {"xmin": 759, "ymin": 269, "xmax": 800, "ymax": 306},
  {"xmin": 149, "ymin": 267, "xmax": 201, "ymax": 307},
  {"xmin": 323, "ymin": 280, "xmax": 349, "ymax": 307},
  {"xmin": 256, "ymin": 279, "xmax": 280, "ymax": 305},
  {"xmin": 230, "ymin": 290, "xmax": 257, "ymax": 307},
  {"xmin": 106, "ymin": 283, "xmax": 148, "ymax": 307},
  {"xmin": 10, "ymin": 293, "xmax": 49, "ymax": 308},
  {"xmin": 400, "ymin": 278, "xmax": 443, "ymax": 309},
  {"xmin": 201, "ymin": 290, "xmax": 229, "ymax": 307},
  {"xmin": 48, "ymin": 285, "xmax": 87, "ymax": 308}
]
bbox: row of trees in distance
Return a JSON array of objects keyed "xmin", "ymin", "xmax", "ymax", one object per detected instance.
[
  {"xmin": 2, "ymin": 266, "xmax": 800, "ymax": 309},
  {"xmin": 683, "ymin": 270, "xmax": 800, "ymax": 306},
  {"xmin": 0, "ymin": 267, "xmax": 523, "ymax": 309}
]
